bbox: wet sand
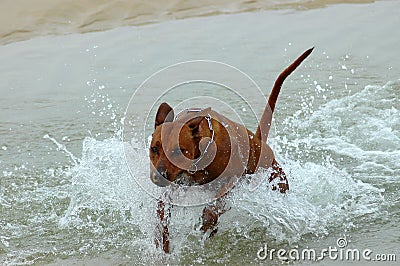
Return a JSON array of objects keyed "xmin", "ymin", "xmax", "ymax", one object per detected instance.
[{"xmin": 1, "ymin": 0, "xmax": 376, "ymax": 45}]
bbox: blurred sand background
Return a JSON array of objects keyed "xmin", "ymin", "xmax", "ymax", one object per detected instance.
[{"xmin": 0, "ymin": 0, "xmax": 377, "ymax": 45}]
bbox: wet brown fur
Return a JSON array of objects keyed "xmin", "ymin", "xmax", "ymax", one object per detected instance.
[{"xmin": 151, "ymin": 48, "xmax": 314, "ymax": 253}]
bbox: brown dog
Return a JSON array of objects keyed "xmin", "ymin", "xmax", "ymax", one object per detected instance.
[{"xmin": 149, "ymin": 48, "xmax": 313, "ymax": 253}]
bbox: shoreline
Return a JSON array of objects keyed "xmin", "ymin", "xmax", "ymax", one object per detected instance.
[{"xmin": 1, "ymin": 0, "xmax": 377, "ymax": 45}]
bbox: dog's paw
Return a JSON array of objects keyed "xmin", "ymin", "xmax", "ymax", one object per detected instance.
[{"xmin": 155, "ymin": 225, "xmax": 170, "ymax": 253}]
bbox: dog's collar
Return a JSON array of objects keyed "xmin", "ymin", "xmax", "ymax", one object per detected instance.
[
  {"xmin": 174, "ymin": 108, "xmax": 215, "ymax": 174},
  {"xmin": 191, "ymin": 114, "xmax": 215, "ymax": 175}
]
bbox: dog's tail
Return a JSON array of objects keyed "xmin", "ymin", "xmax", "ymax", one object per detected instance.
[{"xmin": 255, "ymin": 47, "xmax": 314, "ymax": 141}]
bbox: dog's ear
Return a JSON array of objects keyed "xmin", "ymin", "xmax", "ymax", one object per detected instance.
[
  {"xmin": 155, "ymin": 102, "xmax": 174, "ymax": 128},
  {"xmin": 187, "ymin": 116, "xmax": 205, "ymax": 137},
  {"xmin": 187, "ymin": 108, "xmax": 212, "ymax": 136}
]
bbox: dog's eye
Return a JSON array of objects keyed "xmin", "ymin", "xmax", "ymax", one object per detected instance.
[{"xmin": 151, "ymin": 146, "xmax": 158, "ymax": 153}]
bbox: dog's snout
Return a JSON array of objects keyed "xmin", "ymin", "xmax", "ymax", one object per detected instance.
[{"xmin": 151, "ymin": 168, "xmax": 170, "ymax": 187}]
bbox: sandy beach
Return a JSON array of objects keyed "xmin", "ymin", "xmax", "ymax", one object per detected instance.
[{"xmin": 1, "ymin": 0, "xmax": 376, "ymax": 45}]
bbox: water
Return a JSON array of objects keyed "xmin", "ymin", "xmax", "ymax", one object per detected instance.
[{"xmin": 1, "ymin": 1, "xmax": 399, "ymax": 265}]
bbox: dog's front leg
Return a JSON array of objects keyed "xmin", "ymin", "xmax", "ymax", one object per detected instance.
[
  {"xmin": 200, "ymin": 197, "xmax": 229, "ymax": 238},
  {"xmin": 155, "ymin": 200, "xmax": 170, "ymax": 253}
]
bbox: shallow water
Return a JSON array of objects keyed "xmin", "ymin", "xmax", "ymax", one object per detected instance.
[{"xmin": 1, "ymin": 1, "xmax": 399, "ymax": 265}]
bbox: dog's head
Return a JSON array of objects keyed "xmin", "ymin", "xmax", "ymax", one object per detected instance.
[{"xmin": 149, "ymin": 103, "xmax": 214, "ymax": 187}]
